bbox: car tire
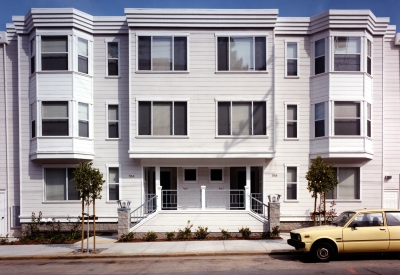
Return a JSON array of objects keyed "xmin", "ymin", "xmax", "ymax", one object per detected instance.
[{"xmin": 312, "ymin": 242, "xmax": 334, "ymax": 262}]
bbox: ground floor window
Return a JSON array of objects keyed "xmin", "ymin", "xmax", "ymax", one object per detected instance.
[
  {"xmin": 44, "ymin": 168, "xmax": 79, "ymax": 201},
  {"xmin": 327, "ymin": 167, "xmax": 360, "ymax": 200},
  {"xmin": 285, "ymin": 166, "xmax": 298, "ymax": 200},
  {"xmin": 108, "ymin": 167, "xmax": 120, "ymax": 201}
]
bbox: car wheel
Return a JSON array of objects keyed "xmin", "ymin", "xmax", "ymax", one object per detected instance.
[{"xmin": 312, "ymin": 242, "xmax": 334, "ymax": 262}]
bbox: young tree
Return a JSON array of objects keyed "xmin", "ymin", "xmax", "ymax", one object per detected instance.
[
  {"xmin": 72, "ymin": 162, "xmax": 105, "ymax": 252},
  {"xmin": 305, "ymin": 156, "xmax": 338, "ymax": 226}
]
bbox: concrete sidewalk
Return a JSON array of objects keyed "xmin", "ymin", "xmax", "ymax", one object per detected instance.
[{"xmin": 0, "ymin": 233, "xmax": 298, "ymax": 260}]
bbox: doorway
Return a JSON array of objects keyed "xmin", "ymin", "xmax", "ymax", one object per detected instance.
[{"xmin": 230, "ymin": 167, "xmax": 246, "ymax": 209}]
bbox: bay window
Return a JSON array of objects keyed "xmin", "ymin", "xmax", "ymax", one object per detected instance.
[
  {"xmin": 30, "ymin": 38, "xmax": 36, "ymax": 74},
  {"xmin": 334, "ymin": 102, "xmax": 360, "ymax": 135},
  {"xmin": 77, "ymin": 37, "xmax": 88, "ymax": 74},
  {"xmin": 314, "ymin": 39, "xmax": 325, "ymax": 75},
  {"xmin": 44, "ymin": 168, "xmax": 79, "ymax": 201},
  {"xmin": 334, "ymin": 37, "xmax": 360, "ymax": 71},
  {"xmin": 138, "ymin": 101, "xmax": 188, "ymax": 136},
  {"xmin": 31, "ymin": 102, "xmax": 36, "ymax": 139},
  {"xmin": 314, "ymin": 103, "xmax": 325, "ymax": 137},
  {"xmin": 367, "ymin": 40, "xmax": 372, "ymax": 75},
  {"xmin": 217, "ymin": 101, "xmax": 266, "ymax": 136},
  {"xmin": 41, "ymin": 36, "xmax": 68, "ymax": 71},
  {"xmin": 217, "ymin": 36, "xmax": 266, "ymax": 71},
  {"xmin": 78, "ymin": 103, "xmax": 89, "ymax": 137},
  {"xmin": 367, "ymin": 103, "xmax": 372, "ymax": 137},
  {"xmin": 138, "ymin": 36, "xmax": 188, "ymax": 71},
  {"xmin": 42, "ymin": 101, "xmax": 69, "ymax": 136}
]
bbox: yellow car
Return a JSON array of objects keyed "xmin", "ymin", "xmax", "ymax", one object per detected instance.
[{"xmin": 287, "ymin": 209, "xmax": 400, "ymax": 262}]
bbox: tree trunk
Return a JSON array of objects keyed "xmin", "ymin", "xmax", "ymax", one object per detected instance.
[
  {"xmin": 323, "ymin": 192, "xmax": 327, "ymax": 225},
  {"xmin": 93, "ymin": 200, "xmax": 96, "ymax": 251},
  {"xmin": 313, "ymin": 194, "xmax": 317, "ymax": 226},
  {"xmin": 81, "ymin": 201, "xmax": 84, "ymax": 253}
]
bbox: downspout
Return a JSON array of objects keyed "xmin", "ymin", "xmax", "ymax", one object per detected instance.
[
  {"xmin": 3, "ymin": 43, "xmax": 10, "ymax": 233},
  {"xmin": 381, "ymin": 36, "xmax": 385, "ymax": 208}
]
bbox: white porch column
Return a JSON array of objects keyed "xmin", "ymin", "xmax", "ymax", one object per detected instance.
[
  {"xmin": 201, "ymin": 186, "xmax": 206, "ymax": 210},
  {"xmin": 155, "ymin": 166, "xmax": 161, "ymax": 210},
  {"xmin": 245, "ymin": 166, "xmax": 251, "ymax": 210}
]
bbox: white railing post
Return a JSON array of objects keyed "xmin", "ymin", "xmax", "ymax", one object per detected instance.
[
  {"xmin": 156, "ymin": 186, "xmax": 162, "ymax": 211},
  {"xmin": 245, "ymin": 186, "xmax": 250, "ymax": 211},
  {"xmin": 201, "ymin": 186, "xmax": 206, "ymax": 210}
]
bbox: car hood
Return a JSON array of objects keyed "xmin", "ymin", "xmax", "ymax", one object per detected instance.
[{"xmin": 292, "ymin": 225, "xmax": 340, "ymax": 234}]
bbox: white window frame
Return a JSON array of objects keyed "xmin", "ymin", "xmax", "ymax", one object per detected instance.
[
  {"xmin": 214, "ymin": 33, "xmax": 268, "ymax": 72},
  {"xmin": 135, "ymin": 98, "xmax": 190, "ymax": 138},
  {"xmin": 135, "ymin": 33, "xmax": 190, "ymax": 72},
  {"xmin": 284, "ymin": 164, "xmax": 299, "ymax": 202},
  {"xmin": 30, "ymin": 37, "xmax": 36, "ymax": 75},
  {"xmin": 40, "ymin": 101, "xmax": 70, "ymax": 137},
  {"xmin": 30, "ymin": 102, "xmax": 37, "ymax": 139},
  {"xmin": 215, "ymin": 99, "xmax": 268, "ymax": 137},
  {"xmin": 284, "ymin": 102, "xmax": 299, "ymax": 140},
  {"xmin": 77, "ymin": 102, "xmax": 90, "ymax": 138},
  {"xmin": 285, "ymin": 41, "xmax": 299, "ymax": 77},
  {"xmin": 105, "ymin": 39, "xmax": 120, "ymax": 77},
  {"xmin": 40, "ymin": 35, "xmax": 70, "ymax": 71},
  {"xmin": 313, "ymin": 38, "xmax": 326, "ymax": 75},
  {"xmin": 42, "ymin": 165, "xmax": 80, "ymax": 202},
  {"xmin": 366, "ymin": 102, "xmax": 372, "ymax": 138},
  {"xmin": 327, "ymin": 166, "xmax": 362, "ymax": 201},
  {"xmin": 106, "ymin": 164, "xmax": 121, "ymax": 202},
  {"xmin": 106, "ymin": 102, "xmax": 121, "ymax": 140},
  {"xmin": 77, "ymin": 37, "xmax": 89, "ymax": 75},
  {"xmin": 209, "ymin": 168, "xmax": 224, "ymax": 183},
  {"xmin": 333, "ymin": 36, "xmax": 361, "ymax": 72},
  {"xmin": 333, "ymin": 101, "xmax": 361, "ymax": 136},
  {"xmin": 183, "ymin": 168, "xmax": 198, "ymax": 183},
  {"xmin": 313, "ymin": 102, "xmax": 326, "ymax": 138},
  {"xmin": 366, "ymin": 39, "xmax": 372, "ymax": 75}
]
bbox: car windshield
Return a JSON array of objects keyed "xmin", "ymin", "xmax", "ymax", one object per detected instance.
[{"xmin": 332, "ymin": 212, "xmax": 356, "ymax": 226}]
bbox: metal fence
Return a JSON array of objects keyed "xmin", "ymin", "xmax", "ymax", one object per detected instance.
[
  {"xmin": 131, "ymin": 194, "xmax": 157, "ymax": 224},
  {"xmin": 162, "ymin": 190, "xmax": 201, "ymax": 210},
  {"xmin": 250, "ymin": 196, "xmax": 268, "ymax": 220},
  {"xmin": 205, "ymin": 189, "xmax": 245, "ymax": 209}
]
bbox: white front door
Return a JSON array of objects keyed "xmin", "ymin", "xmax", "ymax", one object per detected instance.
[
  {"xmin": 383, "ymin": 190, "xmax": 399, "ymax": 209},
  {"xmin": 0, "ymin": 192, "xmax": 6, "ymax": 237}
]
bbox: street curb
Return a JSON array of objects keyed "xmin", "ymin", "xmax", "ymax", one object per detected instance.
[{"xmin": 0, "ymin": 250, "xmax": 302, "ymax": 260}]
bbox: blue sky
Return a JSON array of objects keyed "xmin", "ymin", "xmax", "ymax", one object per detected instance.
[{"xmin": 1, "ymin": 0, "xmax": 400, "ymax": 30}]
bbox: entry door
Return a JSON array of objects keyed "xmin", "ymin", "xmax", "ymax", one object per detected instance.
[
  {"xmin": 383, "ymin": 191, "xmax": 399, "ymax": 209},
  {"xmin": 0, "ymin": 192, "xmax": 5, "ymax": 237}
]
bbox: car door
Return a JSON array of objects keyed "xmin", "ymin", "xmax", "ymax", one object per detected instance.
[
  {"xmin": 385, "ymin": 211, "xmax": 400, "ymax": 251},
  {"xmin": 342, "ymin": 212, "xmax": 389, "ymax": 252}
]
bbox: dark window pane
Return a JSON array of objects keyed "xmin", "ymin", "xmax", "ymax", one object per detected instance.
[
  {"xmin": 367, "ymin": 121, "xmax": 371, "ymax": 137},
  {"xmin": 108, "ymin": 122, "xmax": 119, "ymax": 138},
  {"xmin": 315, "ymin": 56, "xmax": 325, "ymax": 75},
  {"xmin": 315, "ymin": 120, "xmax": 325, "ymax": 137},
  {"xmin": 218, "ymin": 102, "xmax": 230, "ymax": 135},
  {"xmin": 78, "ymin": 56, "xmax": 88, "ymax": 74},
  {"xmin": 210, "ymin": 169, "xmax": 223, "ymax": 181},
  {"xmin": 255, "ymin": 37, "xmax": 266, "ymax": 71},
  {"xmin": 367, "ymin": 57, "xmax": 371, "ymax": 75},
  {"xmin": 334, "ymin": 55, "xmax": 360, "ymax": 71},
  {"xmin": 108, "ymin": 59, "xmax": 118, "ymax": 76},
  {"xmin": 42, "ymin": 120, "xmax": 69, "ymax": 136},
  {"xmin": 286, "ymin": 183, "xmax": 297, "ymax": 200},
  {"xmin": 138, "ymin": 36, "xmax": 151, "ymax": 70},
  {"xmin": 217, "ymin": 37, "xmax": 229, "ymax": 71},
  {"xmin": 253, "ymin": 102, "xmax": 266, "ymax": 135},
  {"xmin": 42, "ymin": 54, "xmax": 68, "ymax": 70},
  {"xmin": 139, "ymin": 102, "xmax": 151, "ymax": 135},
  {"xmin": 79, "ymin": 121, "xmax": 88, "ymax": 137},
  {"xmin": 287, "ymin": 122, "xmax": 297, "ymax": 138},
  {"xmin": 31, "ymin": 56, "xmax": 35, "ymax": 74},
  {"xmin": 67, "ymin": 168, "xmax": 79, "ymax": 200},
  {"xmin": 31, "ymin": 120, "xmax": 36, "ymax": 138},
  {"xmin": 184, "ymin": 169, "xmax": 197, "ymax": 181},
  {"xmin": 287, "ymin": 59, "xmax": 297, "ymax": 76},
  {"xmin": 174, "ymin": 37, "xmax": 187, "ymax": 71},
  {"xmin": 108, "ymin": 42, "xmax": 118, "ymax": 58},
  {"xmin": 334, "ymin": 119, "xmax": 360, "ymax": 135},
  {"xmin": 174, "ymin": 102, "xmax": 187, "ymax": 135},
  {"xmin": 109, "ymin": 184, "xmax": 119, "ymax": 200}
]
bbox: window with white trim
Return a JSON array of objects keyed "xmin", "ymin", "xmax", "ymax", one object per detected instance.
[
  {"xmin": 334, "ymin": 37, "xmax": 360, "ymax": 71},
  {"xmin": 42, "ymin": 101, "xmax": 69, "ymax": 136},
  {"xmin": 41, "ymin": 36, "xmax": 68, "ymax": 71},
  {"xmin": 31, "ymin": 102, "xmax": 36, "ymax": 139},
  {"xmin": 138, "ymin": 101, "xmax": 187, "ymax": 136},
  {"xmin": 286, "ymin": 42, "xmax": 298, "ymax": 76},
  {"xmin": 107, "ymin": 42, "xmax": 119, "ymax": 76},
  {"xmin": 209, "ymin": 168, "xmax": 223, "ymax": 183},
  {"xmin": 367, "ymin": 40, "xmax": 372, "ymax": 75},
  {"xmin": 138, "ymin": 36, "xmax": 188, "ymax": 71},
  {"xmin": 44, "ymin": 168, "xmax": 79, "ymax": 201},
  {"xmin": 108, "ymin": 167, "xmax": 120, "ymax": 201},
  {"xmin": 183, "ymin": 168, "xmax": 197, "ymax": 183},
  {"xmin": 78, "ymin": 102, "xmax": 89, "ymax": 138},
  {"xmin": 285, "ymin": 166, "xmax": 298, "ymax": 200},
  {"xmin": 217, "ymin": 101, "xmax": 266, "ymax": 136},
  {"xmin": 334, "ymin": 102, "xmax": 360, "ymax": 136},
  {"xmin": 107, "ymin": 104, "xmax": 119, "ymax": 138},
  {"xmin": 327, "ymin": 167, "xmax": 360, "ymax": 200},
  {"xmin": 314, "ymin": 39, "xmax": 325, "ymax": 75},
  {"xmin": 77, "ymin": 37, "xmax": 88, "ymax": 74},
  {"xmin": 30, "ymin": 38, "xmax": 36, "ymax": 74},
  {"xmin": 217, "ymin": 36, "xmax": 267, "ymax": 71},
  {"xmin": 286, "ymin": 104, "xmax": 297, "ymax": 138},
  {"xmin": 315, "ymin": 103, "xmax": 325, "ymax": 138},
  {"xmin": 367, "ymin": 103, "xmax": 372, "ymax": 138}
]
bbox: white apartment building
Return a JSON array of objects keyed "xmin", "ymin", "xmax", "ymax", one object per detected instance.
[{"xmin": 1, "ymin": 8, "xmax": 400, "ymax": 237}]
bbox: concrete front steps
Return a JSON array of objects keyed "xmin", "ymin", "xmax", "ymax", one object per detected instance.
[{"xmin": 130, "ymin": 210, "xmax": 269, "ymax": 233}]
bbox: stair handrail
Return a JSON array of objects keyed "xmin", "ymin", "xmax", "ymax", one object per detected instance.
[
  {"xmin": 130, "ymin": 195, "xmax": 157, "ymax": 225},
  {"xmin": 250, "ymin": 196, "xmax": 269, "ymax": 220}
]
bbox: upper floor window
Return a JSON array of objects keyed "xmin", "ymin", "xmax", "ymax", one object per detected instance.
[
  {"xmin": 30, "ymin": 39, "xmax": 36, "ymax": 74},
  {"xmin": 314, "ymin": 39, "xmax": 325, "ymax": 75},
  {"xmin": 315, "ymin": 103, "xmax": 325, "ymax": 137},
  {"xmin": 107, "ymin": 42, "xmax": 119, "ymax": 76},
  {"xmin": 31, "ymin": 102, "xmax": 36, "ymax": 138},
  {"xmin": 217, "ymin": 101, "xmax": 266, "ymax": 136},
  {"xmin": 44, "ymin": 168, "xmax": 79, "ymax": 201},
  {"xmin": 41, "ymin": 36, "xmax": 68, "ymax": 71},
  {"xmin": 286, "ymin": 104, "xmax": 298, "ymax": 138},
  {"xmin": 138, "ymin": 36, "xmax": 188, "ymax": 71},
  {"xmin": 334, "ymin": 102, "xmax": 360, "ymax": 136},
  {"xmin": 138, "ymin": 101, "xmax": 188, "ymax": 136},
  {"xmin": 78, "ymin": 103, "xmax": 89, "ymax": 138},
  {"xmin": 107, "ymin": 104, "xmax": 120, "ymax": 138},
  {"xmin": 217, "ymin": 36, "xmax": 266, "ymax": 71},
  {"xmin": 367, "ymin": 40, "xmax": 372, "ymax": 75},
  {"xmin": 334, "ymin": 37, "xmax": 360, "ymax": 72},
  {"xmin": 42, "ymin": 101, "xmax": 69, "ymax": 136},
  {"xmin": 77, "ymin": 38, "xmax": 88, "ymax": 74},
  {"xmin": 286, "ymin": 42, "xmax": 298, "ymax": 76},
  {"xmin": 367, "ymin": 103, "xmax": 372, "ymax": 138}
]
